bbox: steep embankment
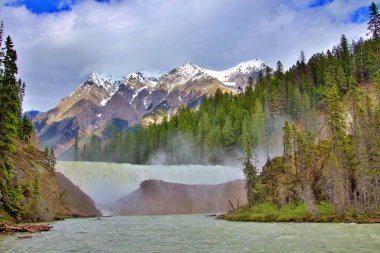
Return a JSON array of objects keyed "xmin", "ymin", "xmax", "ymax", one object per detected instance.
[
  {"xmin": 113, "ymin": 179, "xmax": 246, "ymax": 215},
  {"xmin": 1, "ymin": 139, "xmax": 100, "ymax": 222},
  {"xmin": 7, "ymin": 140, "xmax": 59, "ymax": 221},
  {"xmin": 55, "ymin": 172, "xmax": 102, "ymax": 217}
]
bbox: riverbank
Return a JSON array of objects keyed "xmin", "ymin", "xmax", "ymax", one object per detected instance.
[
  {"xmin": 0, "ymin": 222, "xmax": 52, "ymax": 235},
  {"xmin": 218, "ymin": 202, "xmax": 380, "ymax": 223}
]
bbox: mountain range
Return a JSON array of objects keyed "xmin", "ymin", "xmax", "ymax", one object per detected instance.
[{"xmin": 33, "ymin": 59, "xmax": 267, "ymax": 155}]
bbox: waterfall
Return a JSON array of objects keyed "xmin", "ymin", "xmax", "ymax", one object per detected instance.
[{"xmin": 56, "ymin": 161, "xmax": 244, "ymax": 205}]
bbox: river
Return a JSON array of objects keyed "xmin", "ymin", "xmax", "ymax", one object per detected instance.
[{"xmin": 1, "ymin": 215, "xmax": 379, "ymax": 253}]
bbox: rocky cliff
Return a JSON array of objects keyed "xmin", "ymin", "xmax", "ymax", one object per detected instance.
[{"xmin": 55, "ymin": 172, "xmax": 102, "ymax": 217}]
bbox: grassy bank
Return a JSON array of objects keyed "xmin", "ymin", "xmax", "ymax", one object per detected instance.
[{"xmin": 218, "ymin": 202, "xmax": 380, "ymax": 223}]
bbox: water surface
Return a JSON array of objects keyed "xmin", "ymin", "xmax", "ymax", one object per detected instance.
[{"xmin": 1, "ymin": 215, "xmax": 379, "ymax": 253}]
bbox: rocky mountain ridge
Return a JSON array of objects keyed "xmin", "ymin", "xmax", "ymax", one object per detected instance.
[{"xmin": 34, "ymin": 59, "xmax": 267, "ymax": 155}]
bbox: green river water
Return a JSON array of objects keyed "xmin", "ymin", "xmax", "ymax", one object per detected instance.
[{"xmin": 0, "ymin": 215, "xmax": 379, "ymax": 253}]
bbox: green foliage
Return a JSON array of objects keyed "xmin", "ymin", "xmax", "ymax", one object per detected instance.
[
  {"xmin": 318, "ymin": 201, "xmax": 334, "ymax": 216},
  {"xmin": 6, "ymin": 184, "xmax": 24, "ymax": 216},
  {"xmin": 19, "ymin": 115, "xmax": 34, "ymax": 141},
  {"xmin": 0, "ymin": 22, "xmax": 37, "ymax": 221},
  {"xmin": 0, "ymin": 35, "xmax": 20, "ymax": 154},
  {"xmin": 220, "ymin": 203, "xmax": 310, "ymax": 222},
  {"xmin": 368, "ymin": 2, "xmax": 380, "ymax": 40},
  {"xmin": 43, "ymin": 146, "xmax": 56, "ymax": 172}
]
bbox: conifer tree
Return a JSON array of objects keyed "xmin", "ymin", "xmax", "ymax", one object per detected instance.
[
  {"xmin": 49, "ymin": 148, "xmax": 56, "ymax": 170},
  {"xmin": 324, "ymin": 84, "xmax": 346, "ymax": 146},
  {"xmin": 241, "ymin": 118, "xmax": 257, "ymax": 207},
  {"xmin": 0, "ymin": 36, "xmax": 20, "ymax": 154},
  {"xmin": 368, "ymin": 2, "xmax": 380, "ymax": 40},
  {"xmin": 274, "ymin": 61, "xmax": 284, "ymax": 79},
  {"xmin": 20, "ymin": 115, "xmax": 33, "ymax": 141},
  {"xmin": 74, "ymin": 137, "xmax": 79, "ymax": 161},
  {"xmin": 0, "ymin": 21, "xmax": 3, "ymax": 74},
  {"xmin": 339, "ymin": 35, "xmax": 351, "ymax": 86}
]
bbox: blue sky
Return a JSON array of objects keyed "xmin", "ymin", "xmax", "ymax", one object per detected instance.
[
  {"xmin": 1, "ymin": 0, "xmax": 377, "ymax": 111},
  {"xmin": 309, "ymin": 0, "xmax": 335, "ymax": 8},
  {"xmin": 5, "ymin": 0, "xmax": 111, "ymax": 13}
]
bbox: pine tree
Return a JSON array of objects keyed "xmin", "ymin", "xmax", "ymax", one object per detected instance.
[
  {"xmin": 0, "ymin": 21, "xmax": 3, "ymax": 75},
  {"xmin": 49, "ymin": 148, "xmax": 56, "ymax": 170},
  {"xmin": 43, "ymin": 147, "xmax": 56, "ymax": 171},
  {"xmin": 368, "ymin": 2, "xmax": 380, "ymax": 40},
  {"xmin": 20, "ymin": 115, "xmax": 33, "ymax": 141},
  {"xmin": 324, "ymin": 84, "xmax": 346, "ymax": 146},
  {"xmin": 18, "ymin": 79, "xmax": 25, "ymax": 120},
  {"xmin": 43, "ymin": 147, "xmax": 50, "ymax": 167},
  {"xmin": 74, "ymin": 137, "xmax": 79, "ymax": 161},
  {"xmin": 339, "ymin": 35, "xmax": 351, "ymax": 86},
  {"xmin": 275, "ymin": 61, "xmax": 284, "ymax": 79},
  {"xmin": 0, "ymin": 36, "xmax": 20, "ymax": 154},
  {"xmin": 241, "ymin": 118, "xmax": 257, "ymax": 207}
]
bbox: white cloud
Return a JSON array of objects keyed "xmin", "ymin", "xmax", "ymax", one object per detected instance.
[{"xmin": 1, "ymin": 0, "xmax": 371, "ymax": 111}]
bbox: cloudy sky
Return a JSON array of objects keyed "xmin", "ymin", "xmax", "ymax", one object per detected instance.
[{"xmin": 0, "ymin": 0, "xmax": 377, "ymax": 111}]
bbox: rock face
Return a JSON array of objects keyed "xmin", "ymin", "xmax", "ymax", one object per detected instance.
[
  {"xmin": 113, "ymin": 179, "xmax": 246, "ymax": 215},
  {"xmin": 55, "ymin": 172, "xmax": 102, "ymax": 217},
  {"xmin": 34, "ymin": 60, "xmax": 266, "ymax": 155}
]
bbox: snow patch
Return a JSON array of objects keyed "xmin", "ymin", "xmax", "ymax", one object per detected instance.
[
  {"xmin": 131, "ymin": 87, "xmax": 145, "ymax": 102},
  {"xmin": 88, "ymin": 72, "xmax": 122, "ymax": 97},
  {"xmin": 126, "ymin": 70, "xmax": 166, "ymax": 88},
  {"xmin": 202, "ymin": 59, "xmax": 266, "ymax": 86},
  {"xmin": 100, "ymin": 98, "xmax": 109, "ymax": 106}
]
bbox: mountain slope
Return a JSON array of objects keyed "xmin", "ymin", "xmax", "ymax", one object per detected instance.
[{"xmin": 34, "ymin": 59, "xmax": 266, "ymax": 155}]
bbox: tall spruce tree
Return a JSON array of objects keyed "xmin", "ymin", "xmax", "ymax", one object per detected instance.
[
  {"xmin": 241, "ymin": 118, "xmax": 257, "ymax": 207},
  {"xmin": 368, "ymin": 2, "xmax": 380, "ymax": 40},
  {"xmin": 0, "ymin": 36, "xmax": 20, "ymax": 154}
]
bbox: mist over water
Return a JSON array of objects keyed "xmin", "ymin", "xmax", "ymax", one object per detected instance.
[
  {"xmin": 146, "ymin": 116, "xmax": 288, "ymax": 171},
  {"xmin": 56, "ymin": 161, "xmax": 244, "ymax": 206}
]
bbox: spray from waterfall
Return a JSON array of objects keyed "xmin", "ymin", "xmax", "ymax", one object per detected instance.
[{"xmin": 56, "ymin": 161, "xmax": 244, "ymax": 206}]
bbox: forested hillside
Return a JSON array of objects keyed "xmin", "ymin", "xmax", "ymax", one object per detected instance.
[{"xmin": 78, "ymin": 7, "xmax": 379, "ymax": 167}]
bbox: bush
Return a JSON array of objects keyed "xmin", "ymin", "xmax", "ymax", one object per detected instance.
[{"xmin": 318, "ymin": 201, "xmax": 334, "ymax": 215}]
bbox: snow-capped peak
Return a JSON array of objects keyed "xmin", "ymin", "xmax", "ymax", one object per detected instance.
[
  {"xmin": 139, "ymin": 70, "xmax": 166, "ymax": 81},
  {"xmin": 177, "ymin": 62, "xmax": 202, "ymax": 74},
  {"xmin": 202, "ymin": 59, "xmax": 266, "ymax": 87},
  {"xmin": 159, "ymin": 62, "xmax": 205, "ymax": 87},
  {"xmin": 228, "ymin": 59, "xmax": 266, "ymax": 74},
  {"xmin": 87, "ymin": 72, "xmax": 122, "ymax": 96},
  {"xmin": 88, "ymin": 72, "xmax": 122, "ymax": 84},
  {"xmin": 126, "ymin": 70, "xmax": 166, "ymax": 88}
]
